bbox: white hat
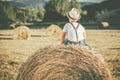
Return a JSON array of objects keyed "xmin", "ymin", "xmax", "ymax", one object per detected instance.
[{"xmin": 67, "ymin": 8, "xmax": 81, "ymax": 20}]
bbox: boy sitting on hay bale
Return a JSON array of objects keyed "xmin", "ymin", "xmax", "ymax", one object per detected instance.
[
  {"xmin": 61, "ymin": 8, "xmax": 104, "ymax": 62},
  {"xmin": 61, "ymin": 8, "xmax": 92, "ymax": 50}
]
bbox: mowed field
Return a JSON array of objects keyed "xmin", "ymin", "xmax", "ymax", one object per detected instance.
[{"xmin": 0, "ymin": 27, "xmax": 120, "ymax": 80}]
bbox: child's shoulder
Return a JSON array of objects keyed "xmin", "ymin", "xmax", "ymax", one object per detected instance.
[
  {"xmin": 78, "ymin": 23, "xmax": 85, "ymax": 29},
  {"xmin": 64, "ymin": 22, "xmax": 71, "ymax": 26},
  {"xmin": 78, "ymin": 23, "xmax": 83, "ymax": 27}
]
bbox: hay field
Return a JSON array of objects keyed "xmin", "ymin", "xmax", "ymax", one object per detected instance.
[{"xmin": 0, "ymin": 28, "xmax": 120, "ymax": 80}]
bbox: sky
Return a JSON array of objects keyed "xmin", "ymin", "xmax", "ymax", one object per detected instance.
[
  {"xmin": 2, "ymin": 0, "xmax": 106, "ymax": 3},
  {"xmin": 76, "ymin": 0, "xmax": 105, "ymax": 3}
]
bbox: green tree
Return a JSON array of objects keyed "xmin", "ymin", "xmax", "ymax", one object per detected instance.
[
  {"xmin": 70, "ymin": 0, "xmax": 82, "ymax": 13},
  {"xmin": 37, "ymin": 6, "xmax": 46, "ymax": 22},
  {"xmin": 82, "ymin": 10, "xmax": 88, "ymax": 16},
  {"xmin": 0, "ymin": 1, "xmax": 16, "ymax": 23},
  {"xmin": 24, "ymin": 5, "xmax": 45, "ymax": 22},
  {"xmin": 44, "ymin": 0, "xmax": 70, "ymax": 21},
  {"xmin": 55, "ymin": 0, "xmax": 70, "ymax": 16},
  {"xmin": 96, "ymin": 9, "xmax": 120, "ymax": 23},
  {"xmin": 25, "ymin": 4, "xmax": 34, "ymax": 22},
  {"xmin": 3, "ymin": 2, "xmax": 16, "ymax": 21},
  {"xmin": 44, "ymin": 0, "xmax": 83, "ymax": 21},
  {"xmin": 46, "ymin": 0, "xmax": 69, "ymax": 16}
]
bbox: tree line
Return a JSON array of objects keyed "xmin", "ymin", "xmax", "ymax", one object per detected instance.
[
  {"xmin": 0, "ymin": 0, "xmax": 88, "ymax": 25},
  {"xmin": 0, "ymin": 0, "xmax": 119, "ymax": 25}
]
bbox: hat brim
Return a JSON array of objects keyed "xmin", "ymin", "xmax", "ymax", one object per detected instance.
[{"xmin": 66, "ymin": 12, "xmax": 81, "ymax": 21}]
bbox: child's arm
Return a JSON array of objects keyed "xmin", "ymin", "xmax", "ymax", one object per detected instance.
[
  {"xmin": 61, "ymin": 32, "xmax": 67, "ymax": 44},
  {"xmin": 83, "ymin": 31, "xmax": 87, "ymax": 40}
]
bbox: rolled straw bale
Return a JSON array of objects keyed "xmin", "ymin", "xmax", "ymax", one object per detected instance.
[
  {"xmin": 100, "ymin": 22, "xmax": 109, "ymax": 28},
  {"xmin": 46, "ymin": 24, "xmax": 62, "ymax": 37},
  {"xmin": 17, "ymin": 45, "xmax": 112, "ymax": 80},
  {"xmin": 13, "ymin": 26, "xmax": 31, "ymax": 40}
]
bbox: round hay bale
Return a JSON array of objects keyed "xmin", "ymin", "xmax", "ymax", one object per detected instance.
[
  {"xmin": 46, "ymin": 24, "xmax": 62, "ymax": 37},
  {"xmin": 17, "ymin": 45, "xmax": 112, "ymax": 80},
  {"xmin": 13, "ymin": 26, "xmax": 31, "ymax": 40},
  {"xmin": 101, "ymin": 22, "xmax": 109, "ymax": 27},
  {"xmin": 99, "ymin": 22, "xmax": 109, "ymax": 29}
]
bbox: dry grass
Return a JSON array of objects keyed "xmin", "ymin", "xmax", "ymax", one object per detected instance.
[{"xmin": 0, "ymin": 28, "xmax": 120, "ymax": 80}]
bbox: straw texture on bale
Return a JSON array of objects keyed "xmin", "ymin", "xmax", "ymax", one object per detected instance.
[
  {"xmin": 0, "ymin": 54, "xmax": 19, "ymax": 80},
  {"xmin": 17, "ymin": 45, "xmax": 111, "ymax": 80},
  {"xmin": 46, "ymin": 24, "xmax": 62, "ymax": 37},
  {"xmin": 13, "ymin": 26, "xmax": 31, "ymax": 40}
]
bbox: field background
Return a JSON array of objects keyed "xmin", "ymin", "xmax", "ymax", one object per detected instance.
[{"xmin": 0, "ymin": 25, "xmax": 120, "ymax": 80}]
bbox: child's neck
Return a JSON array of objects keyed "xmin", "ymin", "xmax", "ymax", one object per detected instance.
[{"xmin": 70, "ymin": 21, "xmax": 77, "ymax": 23}]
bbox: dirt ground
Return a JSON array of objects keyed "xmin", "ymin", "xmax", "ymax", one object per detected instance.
[{"xmin": 0, "ymin": 28, "xmax": 120, "ymax": 80}]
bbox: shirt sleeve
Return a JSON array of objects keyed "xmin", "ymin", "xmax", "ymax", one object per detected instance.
[
  {"xmin": 82, "ymin": 27, "xmax": 85, "ymax": 32},
  {"xmin": 80, "ymin": 24, "xmax": 85, "ymax": 32},
  {"xmin": 62, "ymin": 23, "xmax": 68, "ymax": 32}
]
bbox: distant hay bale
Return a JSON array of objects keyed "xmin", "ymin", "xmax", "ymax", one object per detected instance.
[
  {"xmin": 17, "ymin": 45, "xmax": 112, "ymax": 80},
  {"xmin": 13, "ymin": 26, "xmax": 31, "ymax": 40},
  {"xmin": 101, "ymin": 22, "xmax": 109, "ymax": 27},
  {"xmin": 46, "ymin": 24, "xmax": 62, "ymax": 37},
  {"xmin": 99, "ymin": 22, "xmax": 109, "ymax": 28}
]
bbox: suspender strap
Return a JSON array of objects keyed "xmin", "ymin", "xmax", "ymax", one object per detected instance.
[{"xmin": 70, "ymin": 23, "xmax": 79, "ymax": 42}]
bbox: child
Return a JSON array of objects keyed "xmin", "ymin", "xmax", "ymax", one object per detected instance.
[{"xmin": 61, "ymin": 8, "xmax": 92, "ymax": 50}]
